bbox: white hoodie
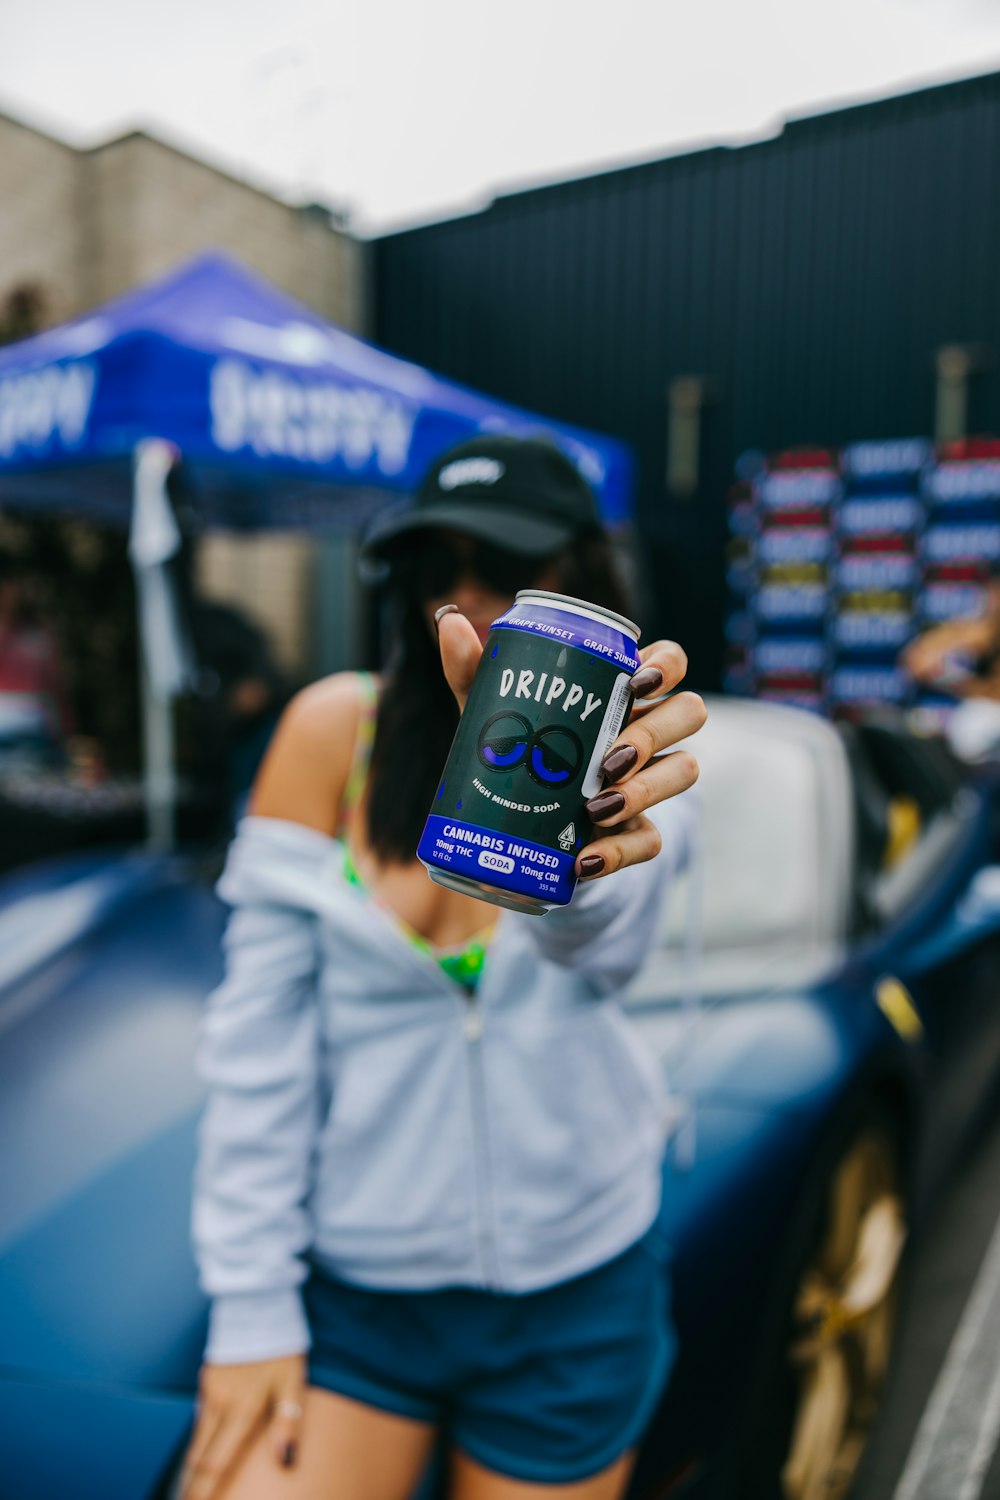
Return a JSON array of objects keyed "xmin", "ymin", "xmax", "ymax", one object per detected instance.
[{"xmin": 192, "ymin": 807, "xmax": 689, "ymax": 1365}]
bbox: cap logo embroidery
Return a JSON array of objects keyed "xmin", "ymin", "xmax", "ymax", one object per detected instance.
[{"xmin": 439, "ymin": 458, "xmax": 506, "ymax": 491}]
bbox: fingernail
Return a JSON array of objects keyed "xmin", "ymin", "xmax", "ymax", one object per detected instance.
[
  {"xmin": 601, "ymin": 743, "xmax": 638, "ymax": 783},
  {"xmin": 631, "ymin": 666, "xmax": 664, "ymax": 697},
  {"xmin": 281, "ymin": 1441, "xmax": 298, "ymax": 1468},
  {"xmin": 586, "ymin": 789, "xmax": 626, "ymax": 821},
  {"xmin": 434, "ymin": 604, "xmax": 460, "ymax": 633},
  {"xmin": 579, "ymin": 855, "xmax": 605, "ymax": 877}
]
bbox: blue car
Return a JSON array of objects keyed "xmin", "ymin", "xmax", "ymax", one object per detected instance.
[{"xmin": 2, "ymin": 697, "xmax": 1000, "ymax": 1500}]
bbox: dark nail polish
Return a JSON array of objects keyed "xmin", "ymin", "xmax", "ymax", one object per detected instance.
[
  {"xmin": 434, "ymin": 604, "xmax": 460, "ymax": 633},
  {"xmin": 579, "ymin": 855, "xmax": 606, "ymax": 877},
  {"xmin": 586, "ymin": 789, "xmax": 626, "ymax": 821},
  {"xmin": 631, "ymin": 666, "xmax": 664, "ymax": 697},
  {"xmin": 281, "ymin": 1442, "xmax": 298, "ymax": 1468},
  {"xmin": 601, "ymin": 743, "xmax": 638, "ymax": 783}
]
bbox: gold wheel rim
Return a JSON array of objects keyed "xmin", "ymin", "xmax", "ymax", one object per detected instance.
[{"xmin": 781, "ymin": 1129, "xmax": 907, "ymax": 1500}]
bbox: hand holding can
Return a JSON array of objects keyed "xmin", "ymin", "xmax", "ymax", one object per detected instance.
[{"xmin": 424, "ymin": 590, "xmax": 705, "ymax": 912}]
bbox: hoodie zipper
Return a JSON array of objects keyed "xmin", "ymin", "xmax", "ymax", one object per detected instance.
[
  {"xmin": 461, "ymin": 988, "xmax": 501, "ymax": 1288},
  {"xmin": 335, "ymin": 865, "xmax": 502, "ymax": 1284}
]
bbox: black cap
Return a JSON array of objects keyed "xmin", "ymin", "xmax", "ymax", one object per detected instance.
[{"xmin": 362, "ymin": 434, "xmax": 602, "ymax": 560}]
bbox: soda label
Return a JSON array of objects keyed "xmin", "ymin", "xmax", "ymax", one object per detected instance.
[
  {"xmin": 497, "ymin": 666, "xmax": 606, "ymax": 720},
  {"xmin": 418, "ymin": 592, "xmax": 640, "ymax": 912},
  {"xmin": 580, "ymin": 672, "xmax": 633, "ymax": 798}
]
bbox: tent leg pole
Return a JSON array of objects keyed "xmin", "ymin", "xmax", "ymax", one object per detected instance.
[
  {"xmin": 139, "ymin": 653, "xmax": 175, "ymax": 852},
  {"xmin": 131, "ymin": 438, "xmax": 182, "ymax": 855}
]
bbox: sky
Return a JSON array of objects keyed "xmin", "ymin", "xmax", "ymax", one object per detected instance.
[{"xmin": 3, "ymin": 0, "xmax": 1000, "ymax": 236}]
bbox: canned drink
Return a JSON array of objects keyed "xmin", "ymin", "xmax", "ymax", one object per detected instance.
[{"xmin": 417, "ymin": 590, "xmax": 641, "ymax": 914}]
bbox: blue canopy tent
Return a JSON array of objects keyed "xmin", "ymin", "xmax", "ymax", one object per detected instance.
[
  {"xmin": 0, "ymin": 253, "xmax": 634, "ymax": 848},
  {"xmin": 0, "ymin": 250, "xmax": 632, "ymax": 530}
]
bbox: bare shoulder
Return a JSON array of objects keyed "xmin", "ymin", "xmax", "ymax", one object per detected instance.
[{"xmin": 248, "ymin": 672, "xmax": 373, "ymax": 835}]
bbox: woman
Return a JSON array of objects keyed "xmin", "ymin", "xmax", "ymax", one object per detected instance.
[
  {"xmin": 900, "ymin": 564, "xmax": 1000, "ymax": 759},
  {"xmin": 184, "ymin": 435, "xmax": 706, "ymax": 1500},
  {"xmin": 901, "ymin": 566, "xmax": 1000, "ymax": 698}
]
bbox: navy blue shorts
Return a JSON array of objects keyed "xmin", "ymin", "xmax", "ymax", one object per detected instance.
[{"xmin": 303, "ymin": 1227, "xmax": 676, "ymax": 1485}]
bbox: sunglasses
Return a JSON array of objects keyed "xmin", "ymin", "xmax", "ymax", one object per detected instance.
[
  {"xmin": 395, "ymin": 534, "xmax": 553, "ymax": 601},
  {"xmin": 477, "ymin": 712, "xmax": 583, "ymax": 787}
]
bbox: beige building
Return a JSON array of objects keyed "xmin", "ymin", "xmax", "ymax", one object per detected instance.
[
  {"xmin": 0, "ymin": 105, "xmax": 369, "ymax": 678},
  {"xmin": 0, "ymin": 106, "xmax": 365, "ymax": 344}
]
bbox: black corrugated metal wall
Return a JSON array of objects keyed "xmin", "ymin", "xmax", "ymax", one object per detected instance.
[{"xmin": 375, "ymin": 71, "xmax": 1000, "ymax": 688}]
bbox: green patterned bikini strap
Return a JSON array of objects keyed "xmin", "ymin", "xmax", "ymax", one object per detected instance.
[{"xmin": 339, "ymin": 671, "xmax": 379, "ymax": 836}]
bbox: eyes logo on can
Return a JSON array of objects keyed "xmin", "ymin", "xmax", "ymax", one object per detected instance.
[{"xmin": 477, "ymin": 712, "xmax": 583, "ymax": 787}]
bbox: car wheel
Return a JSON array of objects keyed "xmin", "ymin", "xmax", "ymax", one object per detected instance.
[{"xmin": 734, "ymin": 1106, "xmax": 908, "ymax": 1500}]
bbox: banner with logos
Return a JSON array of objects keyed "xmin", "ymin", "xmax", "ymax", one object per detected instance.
[{"xmin": 725, "ymin": 436, "xmax": 1000, "ymax": 720}]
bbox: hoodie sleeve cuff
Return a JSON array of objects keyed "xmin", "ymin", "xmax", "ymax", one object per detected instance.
[{"xmin": 205, "ymin": 1288, "xmax": 312, "ymax": 1366}]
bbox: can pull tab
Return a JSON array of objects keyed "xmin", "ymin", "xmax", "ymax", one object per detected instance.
[{"xmin": 580, "ymin": 672, "xmax": 633, "ymax": 799}]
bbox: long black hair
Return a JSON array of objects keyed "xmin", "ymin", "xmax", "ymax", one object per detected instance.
[{"xmin": 365, "ymin": 533, "xmax": 632, "ymax": 865}]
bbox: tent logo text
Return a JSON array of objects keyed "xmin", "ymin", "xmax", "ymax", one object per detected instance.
[
  {"xmin": 210, "ymin": 358, "xmax": 416, "ymax": 475},
  {"xmin": 0, "ymin": 361, "xmax": 97, "ymax": 458}
]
